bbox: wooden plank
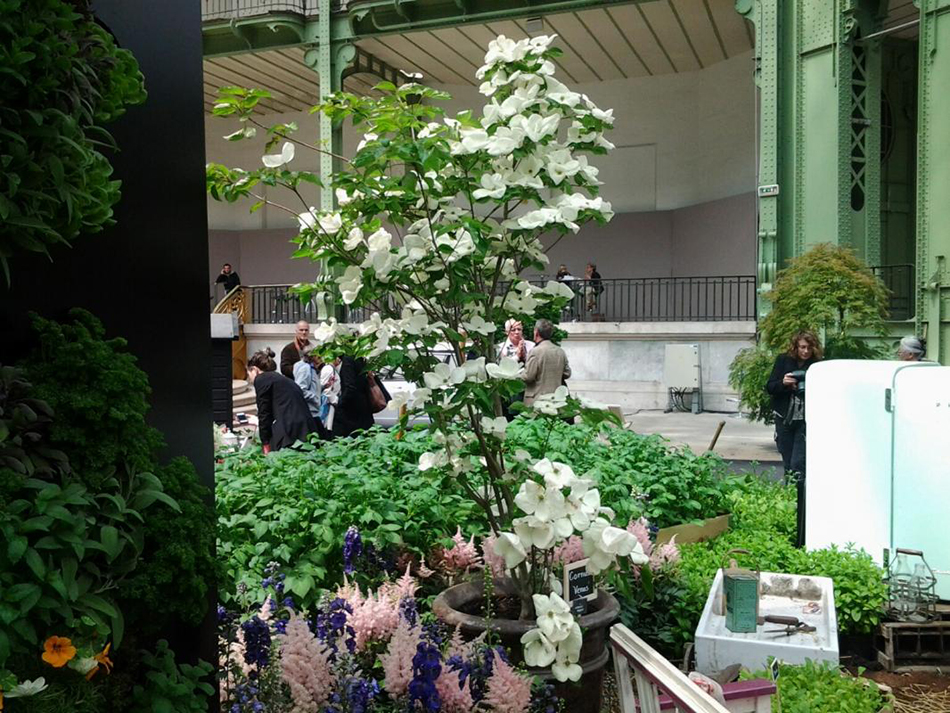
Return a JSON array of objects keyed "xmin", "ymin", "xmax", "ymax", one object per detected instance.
[{"xmin": 610, "ymin": 624, "xmax": 732, "ymax": 713}]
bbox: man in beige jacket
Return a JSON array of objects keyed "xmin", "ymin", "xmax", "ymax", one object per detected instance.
[{"xmin": 523, "ymin": 319, "xmax": 571, "ymax": 406}]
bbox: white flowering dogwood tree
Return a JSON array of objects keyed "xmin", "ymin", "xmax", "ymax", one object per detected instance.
[{"xmin": 208, "ymin": 34, "xmax": 647, "ymax": 682}]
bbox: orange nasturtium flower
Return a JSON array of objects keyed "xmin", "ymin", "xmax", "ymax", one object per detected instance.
[
  {"xmin": 86, "ymin": 642, "xmax": 114, "ymax": 680},
  {"xmin": 42, "ymin": 636, "xmax": 77, "ymax": 668}
]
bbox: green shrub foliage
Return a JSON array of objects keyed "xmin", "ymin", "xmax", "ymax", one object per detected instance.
[
  {"xmin": 117, "ymin": 458, "xmax": 219, "ymax": 638},
  {"xmin": 0, "ymin": 0, "xmax": 146, "ymax": 281},
  {"xmin": 217, "ymin": 421, "xmax": 737, "ymax": 608},
  {"xmin": 729, "ymin": 244, "xmax": 890, "ymax": 423},
  {"xmin": 25, "ymin": 309, "xmax": 164, "ymax": 490},
  {"xmin": 742, "ymin": 659, "xmax": 885, "ymax": 713},
  {"xmin": 761, "ymin": 244, "xmax": 890, "ymax": 353},
  {"xmin": 131, "ymin": 640, "xmax": 214, "ymax": 713}
]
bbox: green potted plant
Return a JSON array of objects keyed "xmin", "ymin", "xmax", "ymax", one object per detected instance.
[{"xmin": 208, "ymin": 33, "xmax": 648, "ymax": 711}]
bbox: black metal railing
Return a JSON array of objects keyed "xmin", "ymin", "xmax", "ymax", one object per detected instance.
[
  {"xmin": 201, "ymin": 0, "xmax": 306, "ymax": 22},
  {"xmin": 239, "ymin": 276, "xmax": 756, "ymax": 324},
  {"xmin": 245, "ymin": 285, "xmax": 368, "ymax": 324},
  {"xmin": 872, "ymin": 264, "xmax": 915, "ymax": 321},
  {"xmin": 511, "ymin": 276, "xmax": 757, "ymax": 323}
]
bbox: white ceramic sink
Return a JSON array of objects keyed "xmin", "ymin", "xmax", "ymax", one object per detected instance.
[{"xmin": 694, "ymin": 570, "xmax": 839, "ymax": 675}]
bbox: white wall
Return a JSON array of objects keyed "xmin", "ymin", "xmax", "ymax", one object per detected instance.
[
  {"xmin": 205, "ymin": 51, "xmax": 756, "ymax": 228},
  {"xmin": 205, "ymin": 51, "xmax": 756, "ymax": 288}
]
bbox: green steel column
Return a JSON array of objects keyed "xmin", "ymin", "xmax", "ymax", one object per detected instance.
[
  {"xmin": 916, "ymin": 0, "xmax": 950, "ymax": 363},
  {"xmin": 736, "ymin": 0, "xmax": 781, "ymax": 320},
  {"xmin": 305, "ymin": 0, "xmax": 355, "ymax": 212}
]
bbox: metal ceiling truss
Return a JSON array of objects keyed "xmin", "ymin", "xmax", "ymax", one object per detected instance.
[{"xmin": 202, "ymin": 0, "xmax": 650, "ymax": 57}]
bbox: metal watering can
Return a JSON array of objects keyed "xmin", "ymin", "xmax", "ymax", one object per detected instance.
[{"xmin": 721, "ymin": 548, "xmax": 760, "ymax": 633}]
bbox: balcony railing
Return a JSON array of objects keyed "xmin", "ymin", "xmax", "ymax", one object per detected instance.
[
  {"xmin": 522, "ymin": 276, "xmax": 757, "ymax": 323},
  {"xmin": 234, "ymin": 275, "xmax": 756, "ymax": 325},
  {"xmin": 201, "ymin": 0, "xmax": 307, "ymax": 22},
  {"xmin": 872, "ymin": 263, "xmax": 915, "ymax": 321}
]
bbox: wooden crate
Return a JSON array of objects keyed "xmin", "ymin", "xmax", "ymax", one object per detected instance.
[{"xmin": 877, "ymin": 619, "xmax": 950, "ymax": 672}]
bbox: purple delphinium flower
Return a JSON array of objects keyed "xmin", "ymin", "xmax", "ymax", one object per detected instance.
[
  {"xmin": 408, "ymin": 640, "xmax": 442, "ymax": 712},
  {"xmin": 241, "ymin": 615, "xmax": 272, "ymax": 670},
  {"xmin": 343, "ymin": 674, "xmax": 379, "ymax": 713},
  {"xmin": 530, "ymin": 681, "xmax": 560, "ymax": 713},
  {"xmin": 398, "ymin": 595, "xmax": 417, "ymax": 626},
  {"xmin": 311, "ymin": 597, "xmax": 355, "ymax": 659},
  {"xmin": 343, "ymin": 526, "xmax": 362, "ymax": 574}
]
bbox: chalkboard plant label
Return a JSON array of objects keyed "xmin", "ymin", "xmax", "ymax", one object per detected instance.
[{"xmin": 564, "ymin": 558, "xmax": 597, "ymax": 616}]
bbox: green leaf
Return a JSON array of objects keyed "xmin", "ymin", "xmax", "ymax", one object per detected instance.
[
  {"xmin": 24, "ymin": 548, "xmax": 46, "ymax": 580},
  {"xmin": 79, "ymin": 592, "xmax": 118, "ymax": 618},
  {"xmin": 6, "ymin": 536, "xmax": 27, "ymax": 564},
  {"xmin": 100, "ymin": 525, "xmax": 120, "ymax": 560}
]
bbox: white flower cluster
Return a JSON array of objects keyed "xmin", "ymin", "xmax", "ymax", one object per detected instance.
[{"xmin": 492, "ymin": 458, "xmax": 648, "ymax": 681}]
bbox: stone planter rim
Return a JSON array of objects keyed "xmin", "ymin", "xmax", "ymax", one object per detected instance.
[{"xmin": 431, "ymin": 577, "xmax": 620, "ymax": 635}]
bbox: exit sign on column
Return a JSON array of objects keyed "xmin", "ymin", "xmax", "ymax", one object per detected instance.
[{"xmin": 758, "ymin": 184, "xmax": 780, "ymax": 197}]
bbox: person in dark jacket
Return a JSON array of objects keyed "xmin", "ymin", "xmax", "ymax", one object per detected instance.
[
  {"xmin": 766, "ymin": 330, "xmax": 822, "ymax": 474},
  {"xmin": 332, "ymin": 355, "xmax": 375, "ymax": 437},
  {"xmin": 214, "ymin": 263, "xmax": 241, "ymax": 294},
  {"xmin": 247, "ymin": 348, "xmax": 323, "ymax": 452},
  {"xmin": 766, "ymin": 330, "xmax": 821, "ymax": 548}
]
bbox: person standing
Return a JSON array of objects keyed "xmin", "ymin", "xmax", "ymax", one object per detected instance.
[
  {"xmin": 765, "ymin": 330, "xmax": 822, "ymax": 548},
  {"xmin": 280, "ymin": 320, "xmax": 311, "ymax": 378},
  {"xmin": 584, "ymin": 263, "xmax": 602, "ymax": 313},
  {"xmin": 319, "ymin": 357, "xmax": 341, "ymax": 432},
  {"xmin": 293, "ymin": 345, "xmax": 323, "ymax": 419},
  {"xmin": 499, "ymin": 319, "xmax": 535, "ymax": 363},
  {"xmin": 246, "ymin": 348, "xmax": 320, "ymax": 453},
  {"xmin": 332, "ymin": 355, "xmax": 375, "ymax": 438},
  {"xmin": 523, "ymin": 319, "xmax": 571, "ymax": 406},
  {"xmin": 214, "ymin": 263, "xmax": 241, "ymax": 294}
]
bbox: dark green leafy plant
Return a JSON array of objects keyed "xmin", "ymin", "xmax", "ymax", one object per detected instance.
[
  {"xmin": 117, "ymin": 457, "xmax": 218, "ymax": 638},
  {"xmin": 131, "ymin": 640, "xmax": 214, "ymax": 713},
  {"xmin": 0, "ymin": 0, "xmax": 146, "ymax": 282},
  {"xmin": 24, "ymin": 309, "xmax": 164, "ymax": 490},
  {"xmin": 0, "ymin": 366, "xmax": 70, "ymax": 503},
  {"xmin": 727, "ymin": 345, "xmax": 777, "ymax": 424},
  {"xmin": 741, "ymin": 659, "xmax": 886, "ymax": 713}
]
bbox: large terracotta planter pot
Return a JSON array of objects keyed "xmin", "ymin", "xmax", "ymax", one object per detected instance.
[{"xmin": 432, "ymin": 578, "xmax": 619, "ymax": 713}]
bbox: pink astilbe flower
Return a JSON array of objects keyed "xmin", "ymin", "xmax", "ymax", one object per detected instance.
[
  {"xmin": 436, "ymin": 668, "xmax": 475, "ymax": 713},
  {"xmin": 553, "ymin": 535, "xmax": 585, "ymax": 566},
  {"xmin": 625, "ymin": 517, "xmax": 654, "ymax": 557},
  {"xmin": 481, "ymin": 656, "xmax": 532, "ymax": 713},
  {"xmin": 379, "ymin": 564, "xmax": 418, "ymax": 602},
  {"xmin": 650, "ymin": 538, "xmax": 680, "ymax": 570},
  {"xmin": 347, "ymin": 590, "xmax": 400, "ymax": 650},
  {"xmin": 481, "ymin": 534, "xmax": 506, "ymax": 578},
  {"xmin": 444, "ymin": 626, "xmax": 468, "ymax": 660},
  {"xmin": 380, "ymin": 618, "xmax": 422, "ymax": 697},
  {"xmin": 437, "ymin": 527, "xmax": 483, "ymax": 579},
  {"xmin": 279, "ymin": 611, "xmax": 334, "ymax": 712},
  {"xmin": 336, "ymin": 570, "xmax": 420, "ymax": 650}
]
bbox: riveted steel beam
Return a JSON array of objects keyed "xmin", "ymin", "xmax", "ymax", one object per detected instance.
[
  {"xmin": 916, "ymin": 0, "xmax": 950, "ymax": 362},
  {"xmin": 736, "ymin": 0, "xmax": 780, "ymax": 320}
]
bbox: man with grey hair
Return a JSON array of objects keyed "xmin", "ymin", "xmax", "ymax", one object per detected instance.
[
  {"xmin": 897, "ymin": 335, "xmax": 925, "ymax": 361},
  {"xmin": 524, "ymin": 319, "xmax": 571, "ymax": 406},
  {"xmin": 280, "ymin": 320, "xmax": 311, "ymax": 378}
]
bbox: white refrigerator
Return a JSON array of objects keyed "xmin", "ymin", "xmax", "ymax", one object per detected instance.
[{"xmin": 805, "ymin": 360, "xmax": 950, "ymax": 599}]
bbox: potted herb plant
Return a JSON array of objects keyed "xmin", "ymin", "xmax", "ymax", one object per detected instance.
[{"xmin": 208, "ymin": 33, "xmax": 647, "ymax": 711}]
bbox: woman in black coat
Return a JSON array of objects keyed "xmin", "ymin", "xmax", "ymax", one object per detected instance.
[
  {"xmin": 766, "ymin": 330, "xmax": 821, "ymax": 548},
  {"xmin": 332, "ymin": 355, "xmax": 375, "ymax": 438},
  {"xmin": 247, "ymin": 349, "xmax": 322, "ymax": 452},
  {"xmin": 765, "ymin": 330, "xmax": 822, "ymax": 476}
]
